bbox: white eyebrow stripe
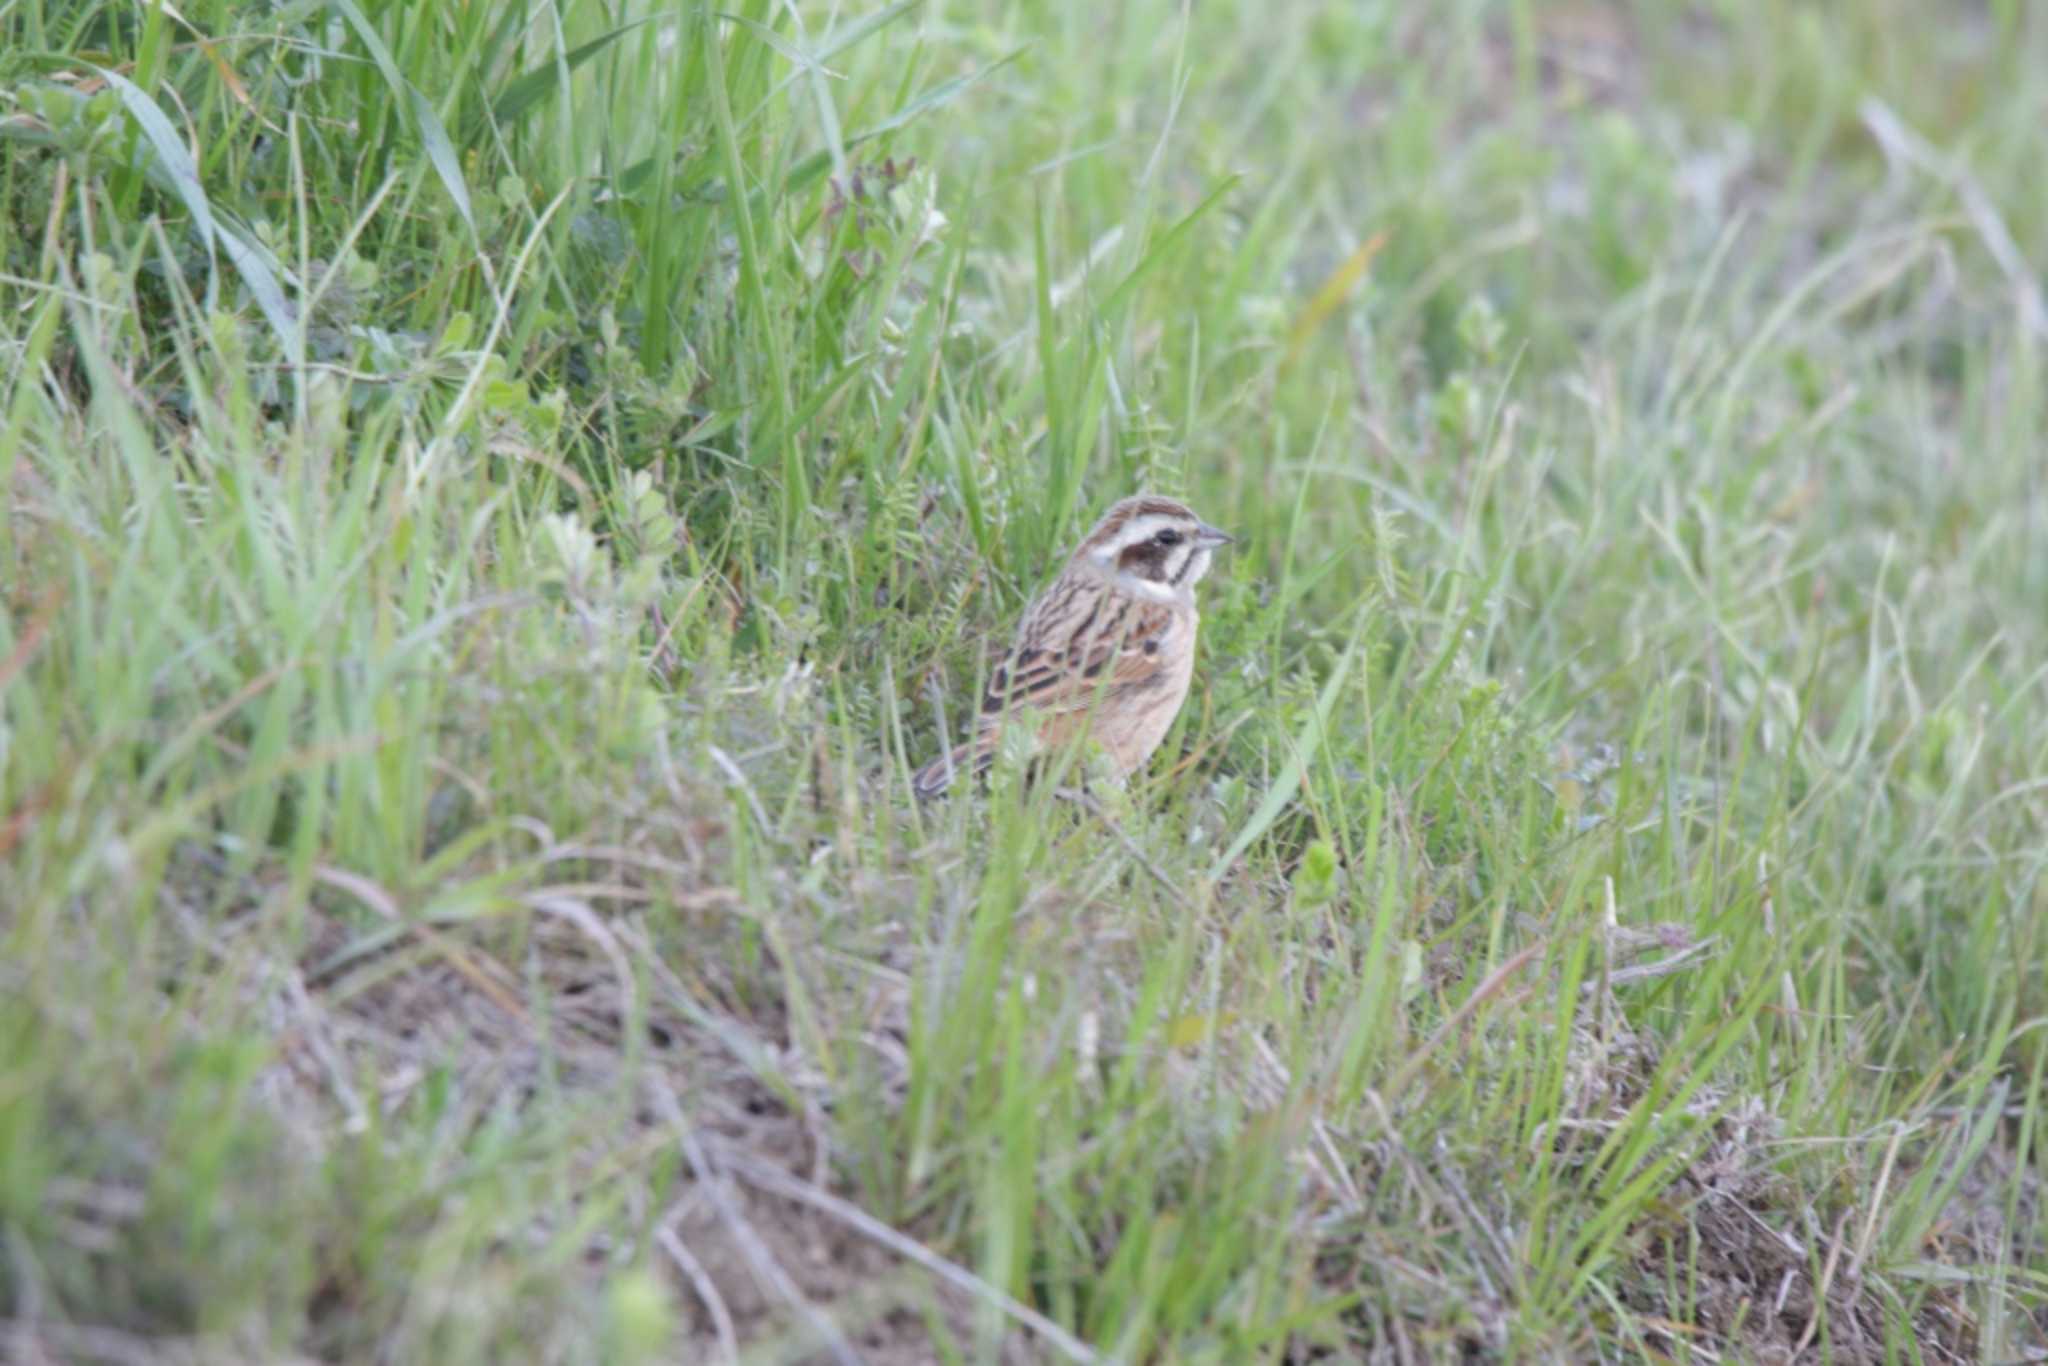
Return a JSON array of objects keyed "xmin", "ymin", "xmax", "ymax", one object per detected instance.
[{"xmin": 1088, "ymin": 514, "xmax": 1185, "ymax": 561}]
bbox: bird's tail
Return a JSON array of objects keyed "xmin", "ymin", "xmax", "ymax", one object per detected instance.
[{"xmin": 912, "ymin": 740, "xmax": 991, "ymax": 799}]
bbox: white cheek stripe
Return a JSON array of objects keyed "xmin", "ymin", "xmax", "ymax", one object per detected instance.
[{"xmin": 1125, "ymin": 577, "xmax": 1180, "ymax": 603}]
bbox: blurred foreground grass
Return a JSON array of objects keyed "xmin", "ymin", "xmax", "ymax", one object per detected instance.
[{"xmin": 3, "ymin": 0, "xmax": 2046, "ymax": 1359}]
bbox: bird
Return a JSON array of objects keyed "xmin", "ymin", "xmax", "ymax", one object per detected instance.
[{"xmin": 913, "ymin": 494, "xmax": 1233, "ymax": 798}]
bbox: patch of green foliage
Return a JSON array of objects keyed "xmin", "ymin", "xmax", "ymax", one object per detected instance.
[{"xmin": 3, "ymin": 0, "xmax": 2045, "ymax": 1359}]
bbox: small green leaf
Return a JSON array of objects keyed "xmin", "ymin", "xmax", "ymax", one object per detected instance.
[
  {"xmin": 435, "ymin": 311, "xmax": 475, "ymax": 356},
  {"xmin": 1301, "ymin": 839, "xmax": 1337, "ymax": 887},
  {"xmin": 482, "ymin": 378, "xmax": 528, "ymax": 412},
  {"xmin": 1292, "ymin": 838, "xmax": 1339, "ymax": 908},
  {"xmin": 604, "ymin": 1267, "xmax": 676, "ymax": 1363},
  {"xmin": 1165, "ymin": 1012, "xmax": 1235, "ymax": 1051}
]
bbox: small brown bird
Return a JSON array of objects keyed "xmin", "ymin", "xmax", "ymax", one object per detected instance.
[{"xmin": 914, "ymin": 494, "xmax": 1233, "ymax": 797}]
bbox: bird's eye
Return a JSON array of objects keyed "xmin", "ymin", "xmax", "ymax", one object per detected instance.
[{"xmin": 1154, "ymin": 529, "xmax": 1182, "ymax": 547}]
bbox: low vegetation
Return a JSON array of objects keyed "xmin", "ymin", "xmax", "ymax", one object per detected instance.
[{"xmin": 3, "ymin": 0, "xmax": 2045, "ymax": 1359}]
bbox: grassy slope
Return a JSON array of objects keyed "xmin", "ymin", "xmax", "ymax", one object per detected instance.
[{"xmin": 3, "ymin": 0, "xmax": 2045, "ymax": 1360}]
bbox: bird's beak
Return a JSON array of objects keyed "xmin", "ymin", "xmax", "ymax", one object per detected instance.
[{"xmin": 1195, "ymin": 523, "xmax": 1235, "ymax": 549}]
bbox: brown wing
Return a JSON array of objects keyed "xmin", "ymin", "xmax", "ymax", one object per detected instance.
[{"xmin": 980, "ymin": 582, "xmax": 1178, "ymax": 720}]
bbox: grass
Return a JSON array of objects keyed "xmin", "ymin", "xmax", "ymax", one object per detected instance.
[{"xmin": 3, "ymin": 0, "xmax": 2046, "ymax": 1359}]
